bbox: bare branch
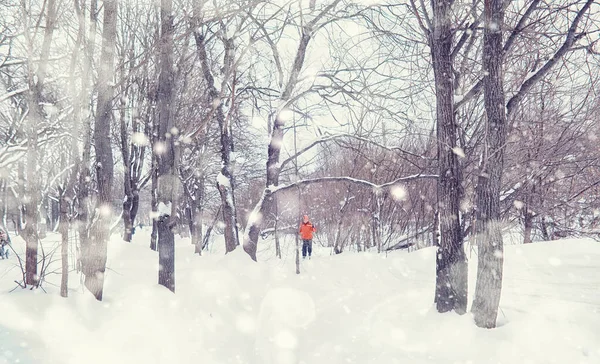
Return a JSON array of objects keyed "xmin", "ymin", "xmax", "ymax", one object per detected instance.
[
  {"xmin": 506, "ymin": 0, "xmax": 594, "ymax": 117},
  {"xmin": 271, "ymin": 173, "xmax": 438, "ymax": 195}
]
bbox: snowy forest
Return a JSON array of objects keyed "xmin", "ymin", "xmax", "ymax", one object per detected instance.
[{"xmin": 0, "ymin": 0, "xmax": 599, "ymax": 363}]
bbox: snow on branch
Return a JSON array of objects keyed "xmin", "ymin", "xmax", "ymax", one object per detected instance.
[
  {"xmin": 270, "ymin": 174, "xmax": 437, "ymax": 195},
  {"xmin": 506, "ymin": 0, "xmax": 594, "ymax": 117},
  {"xmin": 0, "ymin": 87, "xmax": 28, "ymax": 103}
]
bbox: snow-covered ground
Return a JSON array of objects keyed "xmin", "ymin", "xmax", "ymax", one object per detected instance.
[{"xmin": 0, "ymin": 229, "xmax": 599, "ymax": 364}]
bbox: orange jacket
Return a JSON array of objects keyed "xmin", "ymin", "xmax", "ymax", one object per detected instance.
[{"xmin": 299, "ymin": 222, "xmax": 316, "ymax": 240}]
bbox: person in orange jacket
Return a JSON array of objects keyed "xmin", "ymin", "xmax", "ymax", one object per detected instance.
[{"xmin": 299, "ymin": 215, "xmax": 316, "ymax": 259}]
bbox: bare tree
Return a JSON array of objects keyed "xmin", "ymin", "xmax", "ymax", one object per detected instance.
[
  {"xmin": 426, "ymin": 0, "xmax": 469, "ymax": 314},
  {"xmin": 192, "ymin": 0, "xmax": 240, "ymax": 253},
  {"xmin": 156, "ymin": 0, "xmax": 176, "ymax": 293},
  {"xmin": 84, "ymin": 0, "xmax": 118, "ymax": 300},
  {"xmin": 243, "ymin": 0, "xmax": 344, "ymax": 261},
  {"xmin": 471, "ymin": 0, "xmax": 506, "ymax": 329},
  {"xmin": 20, "ymin": 0, "xmax": 58, "ymax": 287}
]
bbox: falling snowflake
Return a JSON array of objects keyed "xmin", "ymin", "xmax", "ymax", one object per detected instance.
[
  {"xmin": 390, "ymin": 185, "xmax": 407, "ymax": 201},
  {"xmin": 154, "ymin": 141, "xmax": 167, "ymax": 155},
  {"xmin": 132, "ymin": 132, "xmax": 150, "ymax": 146},
  {"xmin": 452, "ymin": 147, "xmax": 466, "ymax": 158},
  {"xmin": 99, "ymin": 204, "xmax": 112, "ymax": 217}
]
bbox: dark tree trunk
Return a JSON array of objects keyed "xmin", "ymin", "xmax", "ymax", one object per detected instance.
[
  {"xmin": 121, "ymin": 96, "xmax": 135, "ymax": 242},
  {"xmin": 193, "ymin": 23, "xmax": 239, "ymax": 254},
  {"xmin": 157, "ymin": 0, "xmax": 176, "ymax": 293},
  {"xmin": 523, "ymin": 189, "xmax": 534, "ymax": 244},
  {"xmin": 540, "ymin": 216, "xmax": 550, "ymax": 241},
  {"xmin": 85, "ymin": 0, "xmax": 117, "ymax": 301},
  {"xmin": 471, "ymin": 0, "xmax": 506, "ymax": 329},
  {"xmin": 431, "ymin": 0, "xmax": 468, "ymax": 314},
  {"xmin": 23, "ymin": 132, "xmax": 39, "ymax": 287},
  {"xmin": 119, "ymin": 82, "xmax": 145, "ymax": 243}
]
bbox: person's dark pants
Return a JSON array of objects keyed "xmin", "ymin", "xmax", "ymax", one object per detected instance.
[{"xmin": 302, "ymin": 239, "xmax": 312, "ymax": 258}]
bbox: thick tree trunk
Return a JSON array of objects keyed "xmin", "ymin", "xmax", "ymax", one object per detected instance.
[
  {"xmin": 471, "ymin": 0, "xmax": 506, "ymax": 329},
  {"xmin": 85, "ymin": 0, "xmax": 117, "ymax": 300},
  {"xmin": 431, "ymin": 0, "xmax": 468, "ymax": 314},
  {"xmin": 23, "ymin": 132, "xmax": 39, "ymax": 287},
  {"xmin": 156, "ymin": 0, "xmax": 176, "ymax": 293}
]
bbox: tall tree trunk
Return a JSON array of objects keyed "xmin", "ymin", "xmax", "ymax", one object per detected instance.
[
  {"xmin": 22, "ymin": 0, "xmax": 57, "ymax": 287},
  {"xmin": 193, "ymin": 21, "xmax": 239, "ymax": 253},
  {"xmin": 23, "ymin": 119, "xmax": 39, "ymax": 287},
  {"xmin": 59, "ymin": 0, "xmax": 87, "ymax": 294},
  {"xmin": 243, "ymin": 30, "xmax": 313, "ymax": 261},
  {"xmin": 431, "ymin": 0, "xmax": 468, "ymax": 314},
  {"xmin": 121, "ymin": 95, "xmax": 134, "ymax": 242},
  {"xmin": 471, "ymin": 0, "xmax": 506, "ymax": 329},
  {"xmin": 85, "ymin": 0, "xmax": 117, "ymax": 300},
  {"xmin": 157, "ymin": 0, "xmax": 176, "ymax": 292},
  {"xmin": 77, "ymin": 0, "xmax": 97, "ymax": 273}
]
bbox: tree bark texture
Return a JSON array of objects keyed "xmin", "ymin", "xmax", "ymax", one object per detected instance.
[
  {"xmin": 193, "ymin": 22, "xmax": 239, "ymax": 254},
  {"xmin": 431, "ymin": 0, "xmax": 468, "ymax": 314},
  {"xmin": 157, "ymin": 0, "xmax": 176, "ymax": 293},
  {"xmin": 77, "ymin": 0, "xmax": 97, "ymax": 272},
  {"xmin": 23, "ymin": 0, "xmax": 57, "ymax": 287},
  {"xmin": 85, "ymin": 0, "xmax": 117, "ymax": 300},
  {"xmin": 471, "ymin": 0, "xmax": 506, "ymax": 328}
]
